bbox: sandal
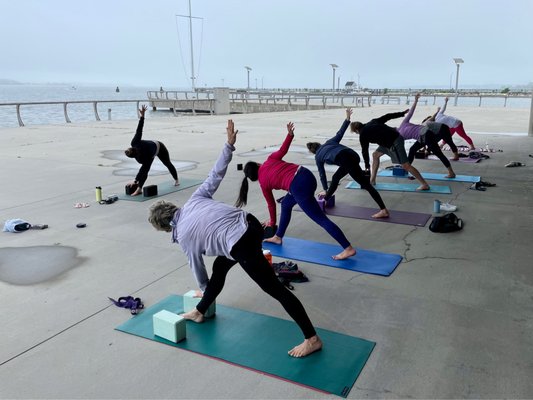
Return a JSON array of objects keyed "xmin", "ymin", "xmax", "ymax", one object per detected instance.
[{"xmin": 470, "ymin": 182, "xmax": 486, "ymax": 191}]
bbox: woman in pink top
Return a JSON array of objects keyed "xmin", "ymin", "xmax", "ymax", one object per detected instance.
[
  {"xmin": 236, "ymin": 122, "xmax": 356, "ymax": 260},
  {"xmin": 431, "ymin": 97, "xmax": 475, "ymax": 150}
]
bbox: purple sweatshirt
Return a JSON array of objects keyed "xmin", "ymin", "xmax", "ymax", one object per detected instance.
[{"xmin": 397, "ymin": 103, "xmax": 426, "ymax": 140}]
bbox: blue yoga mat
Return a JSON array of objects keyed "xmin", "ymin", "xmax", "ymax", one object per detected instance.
[
  {"xmin": 116, "ymin": 295, "xmax": 375, "ymax": 398},
  {"xmin": 377, "ymin": 170, "xmax": 480, "ymax": 183},
  {"xmin": 346, "ymin": 181, "xmax": 452, "ymax": 194},
  {"xmin": 262, "ymin": 237, "xmax": 402, "ymax": 276}
]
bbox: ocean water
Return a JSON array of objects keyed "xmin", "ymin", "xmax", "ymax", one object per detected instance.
[{"xmin": 0, "ymin": 84, "xmax": 531, "ymax": 129}]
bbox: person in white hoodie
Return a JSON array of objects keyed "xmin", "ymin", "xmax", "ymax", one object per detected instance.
[
  {"xmin": 428, "ymin": 97, "xmax": 475, "ymax": 150},
  {"xmin": 148, "ymin": 120, "xmax": 322, "ymax": 358}
]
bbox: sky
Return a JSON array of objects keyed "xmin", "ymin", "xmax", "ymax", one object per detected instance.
[{"xmin": 1, "ymin": 0, "xmax": 532, "ymax": 90}]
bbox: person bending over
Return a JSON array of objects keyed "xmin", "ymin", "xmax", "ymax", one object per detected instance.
[
  {"xmin": 430, "ymin": 96, "xmax": 475, "ymax": 150},
  {"xmin": 148, "ymin": 120, "xmax": 321, "ymax": 358},
  {"xmin": 306, "ymin": 107, "xmax": 389, "ymax": 218},
  {"xmin": 236, "ymin": 122, "xmax": 356, "ymax": 260},
  {"xmin": 125, "ymin": 105, "xmax": 179, "ymax": 196},
  {"xmin": 350, "ymin": 108, "xmax": 430, "ymax": 191},
  {"xmin": 394, "ymin": 93, "xmax": 458, "ymax": 178}
]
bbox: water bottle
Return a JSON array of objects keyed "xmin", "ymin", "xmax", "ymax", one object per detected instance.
[
  {"xmin": 433, "ymin": 199, "xmax": 441, "ymax": 213},
  {"xmin": 95, "ymin": 186, "xmax": 102, "ymax": 202},
  {"xmin": 263, "ymin": 250, "xmax": 272, "ymax": 265}
]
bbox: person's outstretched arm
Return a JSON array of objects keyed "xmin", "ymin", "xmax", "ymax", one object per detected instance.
[
  {"xmin": 441, "ymin": 97, "xmax": 449, "ymax": 114},
  {"xmin": 186, "ymin": 250, "xmax": 210, "ymax": 292},
  {"xmin": 328, "ymin": 108, "xmax": 352, "ymax": 144},
  {"xmin": 269, "ymin": 122, "xmax": 295, "ymax": 160},
  {"xmin": 375, "ymin": 110, "xmax": 408, "ymax": 124},
  {"xmin": 131, "ymin": 105, "xmax": 147, "ymax": 146},
  {"xmin": 403, "ymin": 93, "xmax": 420, "ymax": 124},
  {"xmin": 193, "ymin": 120, "xmax": 238, "ymax": 199}
]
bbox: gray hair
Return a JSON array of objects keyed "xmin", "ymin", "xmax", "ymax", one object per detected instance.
[{"xmin": 148, "ymin": 200, "xmax": 178, "ymax": 232}]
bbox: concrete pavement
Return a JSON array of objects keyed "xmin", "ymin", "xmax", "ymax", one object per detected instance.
[{"xmin": 1, "ymin": 104, "xmax": 532, "ymax": 399}]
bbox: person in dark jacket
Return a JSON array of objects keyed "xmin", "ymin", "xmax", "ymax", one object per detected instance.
[
  {"xmin": 306, "ymin": 108, "xmax": 389, "ymax": 218},
  {"xmin": 125, "ymin": 105, "xmax": 179, "ymax": 196},
  {"xmin": 350, "ymin": 110, "xmax": 430, "ymax": 191}
]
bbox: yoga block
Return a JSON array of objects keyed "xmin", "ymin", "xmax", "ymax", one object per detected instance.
[
  {"xmin": 153, "ymin": 310, "xmax": 186, "ymax": 343},
  {"xmin": 143, "ymin": 185, "xmax": 158, "ymax": 197},
  {"xmin": 392, "ymin": 166, "xmax": 407, "ymax": 176},
  {"xmin": 125, "ymin": 183, "xmax": 138, "ymax": 195},
  {"xmin": 183, "ymin": 290, "xmax": 216, "ymax": 318},
  {"xmin": 263, "ymin": 225, "xmax": 278, "ymax": 239},
  {"xmin": 317, "ymin": 195, "xmax": 335, "ymax": 211}
]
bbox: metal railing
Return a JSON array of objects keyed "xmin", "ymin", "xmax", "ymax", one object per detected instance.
[{"xmin": 0, "ymin": 99, "xmax": 145, "ymax": 127}]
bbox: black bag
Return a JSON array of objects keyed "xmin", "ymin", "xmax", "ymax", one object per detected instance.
[
  {"xmin": 272, "ymin": 261, "xmax": 309, "ymax": 290},
  {"xmin": 429, "ymin": 212, "xmax": 464, "ymax": 233}
]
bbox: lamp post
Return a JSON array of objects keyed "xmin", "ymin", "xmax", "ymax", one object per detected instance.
[
  {"xmin": 330, "ymin": 64, "xmax": 338, "ymax": 92},
  {"xmin": 245, "ymin": 66, "xmax": 252, "ymax": 90},
  {"xmin": 453, "ymin": 58, "xmax": 464, "ymax": 106}
]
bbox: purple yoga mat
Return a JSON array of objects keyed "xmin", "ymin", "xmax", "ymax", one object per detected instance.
[
  {"xmin": 427, "ymin": 155, "xmax": 481, "ymax": 163},
  {"xmin": 295, "ymin": 203, "xmax": 431, "ymax": 227}
]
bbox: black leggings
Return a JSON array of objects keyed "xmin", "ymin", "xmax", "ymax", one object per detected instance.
[
  {"xmin": 326, "ymin": 149, "xmax": 387, "ymax": 210},
  {"xmin": 408, "ymin": 126, "xmax": 458, "ymax": 168},
  {"xmin": 196, "ymin": 214, "xmax": 316, "ymax": 339},
  {"xmin": 157, "ymin": 142, "xmax": 178, "ymax": 181}
]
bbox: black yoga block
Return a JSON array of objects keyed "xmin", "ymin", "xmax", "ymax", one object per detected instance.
[
  {"xmin": 143, "ymin": 185, "xmax": 158, "ymax": 197},
  {"xmin": 263, "ymin": 225, "xmax": 278, "ymax": 239},
  {"xmin": 125, "ymin": 183, "xmax": 138, "ymax": 195}
]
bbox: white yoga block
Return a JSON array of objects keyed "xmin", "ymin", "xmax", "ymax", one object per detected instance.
[
  {"xmin": 153, "ymin": 310, "xmax": 186, "ymax": 343},
  {"xmin": 183, "ymin": 290, "xmax": 216, "ymax": 318}
]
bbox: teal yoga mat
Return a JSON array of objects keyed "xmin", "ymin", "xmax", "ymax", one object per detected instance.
[
  {"xmin": 346, "ymin": 181, "xmax": 452, "ymax": 194},
  {"xmin": 118, "ymin": 178, "xmax": 203, "ymax": 202},
  {"xmin": 377, "ymin": 170, "xmax": 480, "ymax": 183},
  {"xmin": 116, "ymin": 295, "xmax": 375, "ymax": 398},
  {"xmin": 262, "ymin": 236, "xmax": 402, "ymax": 276}
]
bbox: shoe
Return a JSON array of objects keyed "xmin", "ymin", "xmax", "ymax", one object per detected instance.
[
  {"xmin": 505, "ymin": 161, "xmax": 524, "ymax": 167},
  {"xmin": 440, "ymin": 203, "xmax": 457, "ymax": 212},
  {"xmin": 30, "ymin": 224, "xmax": 48, "ymax": 230},
  {"xmin": 479, "ymin": 180, "xmax": 496, "ymax": 187}
]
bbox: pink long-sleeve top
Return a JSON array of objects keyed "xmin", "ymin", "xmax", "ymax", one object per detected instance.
[{"xmin": 258, "ymin": 133, "xmax": 299, "ymax": 226}]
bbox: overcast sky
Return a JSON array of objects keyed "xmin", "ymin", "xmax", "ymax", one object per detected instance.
[{"xmin": 1, "ymin": 0, "xmax": 532, "ymax": 89}]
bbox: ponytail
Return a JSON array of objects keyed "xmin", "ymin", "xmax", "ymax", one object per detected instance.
[{"xmin": 235, "ymin": 161, "xmax": 259, "ymax": 208}]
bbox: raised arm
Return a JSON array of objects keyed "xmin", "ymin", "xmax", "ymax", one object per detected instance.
[
  {"xmin": 441, "ymin": 97, "xmax": 449, "ymax": 114},
  {"xmin": 269, "ymin": 122, "xmax": 295, "ymax": 161},
  {"xmin": 328, "ymin": 108, "xmax": 352, "ymax": 145},
  {"xmin": 403, "ymin": 93, "xmax": 420, "ymax": 124},
  {"xmin": 375, "ymin": 110, "xmax": 408, "ymax": 124},
  {"xmin": 131, "ymin": 105, "xmax": 147, "ymax": 146},
  {"xmin": 193, "ymin": 120, "xmax": 238, "ymax": 199}
]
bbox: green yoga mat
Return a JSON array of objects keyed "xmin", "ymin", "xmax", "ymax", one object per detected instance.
[
  {"xmin": 346, "ymin": 181, "xmax": 452, "ymax": 194},
  {"xmin": 116, "ymin": 295, "xmax": 375, "ymax": 397},
  {"xmin": 118, "ymin": 178, "xmax": 203, "ymax": 202}
]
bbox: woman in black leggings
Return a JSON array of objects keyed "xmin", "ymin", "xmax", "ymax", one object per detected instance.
[
  {"xmin": 148, "ymin": 120, "xmax": 321, "ymax": 358},
  {"xmin": 307, "ymin": 108, "xmax": 389, "ymax": 218},
  {"xmin": 125, "ymin": 105, "xmax": 179, "ymax": 196},
  {"xmin": 408, "ymin": 123, "xmax": 459, "ymax": 170}
]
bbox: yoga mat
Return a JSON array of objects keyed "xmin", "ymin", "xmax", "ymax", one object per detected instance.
[
  {"xmin": 378, "ymin": 170, "xmax": 481, "ymax": 183},
  {"xmin": 346, "ymin": 181, "xmax": 452, "ymax": 194},
  {"xmin": 262, "ymin": 237, "xmax": 402, "ymax": 276},
  {"xmin": 116, "ymin": 294, "xmax": 375, "ymax": 398},
  {"xmin": 118, "ymin": 178, "xmax": 203, "ymax": 201},
  {"xmin": 427, "ymin": 155, "xmax": 481, "ymax": 164}
]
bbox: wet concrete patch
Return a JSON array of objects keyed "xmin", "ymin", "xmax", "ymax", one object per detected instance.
[
  {"xmin": 101, "ymin": 150, "xmax": 197, "ymax": 177},
  {"xmin": 0, "ymin": 246, "xmax": 84, "ymax": 285}
]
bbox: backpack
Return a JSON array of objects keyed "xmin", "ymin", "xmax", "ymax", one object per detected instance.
[
  {"xmin": 272, "ymin": 261, "xmax": 309, "ymax": 290},
  {"xmin": 429, "ymin": 212, "xmax": 464, "ymax": 233}
]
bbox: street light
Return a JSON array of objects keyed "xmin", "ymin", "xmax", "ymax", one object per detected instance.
[
  {"xmin": 245, "ymin": 66, "xmax": 252, "ymax": 90},
  {"xmin": 330, "ymin": 64, "xmax": 338, "ymax": 92},
  {"xmin": 453, "ymin": 58, "xmax": 464, "ymax": 106}
]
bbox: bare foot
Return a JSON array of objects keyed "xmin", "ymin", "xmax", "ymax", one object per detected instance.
[
  {"xmin": 332, "ymin": 246, "xmax": 356, "ymax": 260},
  {"xmin": 288, "ymin": 335, "xmax": 322, "ymax": 358},
  {"xmin": 372, "ymin": 209, "xmax": 389, "ymax": 218},
  {"xmin": 174, "ymin": 180, "xmax": 180, "ymax": 187},
  {"xmin": 451, "ymin": 156, "xmax": 459, "ymax": 161},
  {"xmin": 263, "ymin": 235, "xmax": 282, "ymax": 245},
  {"xmin": 181, "ymin": 308, "xmax": 204, "ymax": 323},
  {"xmin": 416, "ymin": 184, "xmax": 430, "ymax": 191},
  {"xmin": 446, "ymin": 173, "xmax": 456, "ymax": 179}
]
